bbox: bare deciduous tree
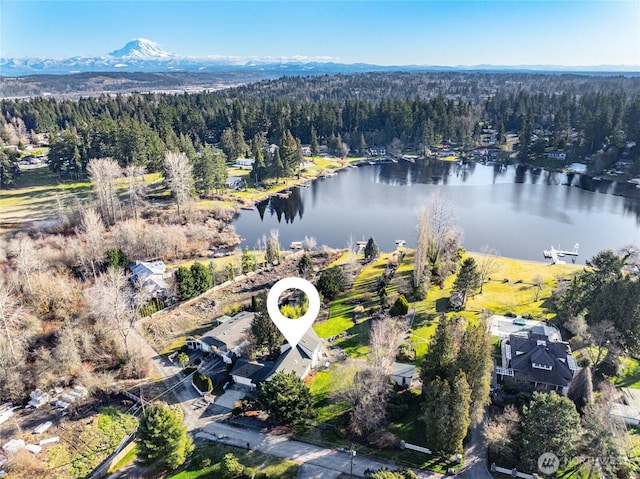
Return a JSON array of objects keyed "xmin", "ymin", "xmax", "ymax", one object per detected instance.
[
  {"xmin": 370, "ymin": 318, "xmax": 404, "ymax": 374},
  {"xmin": 27, "ymin": 270, "xmax": 77, "ymax": 318},
  {"xmin": 346, "ymin": 234, "xmax": 358, "ymax": 276},
  {"xmin": 87, "ymin": 158, "xmax": 122, "ymax": 225},
  {"xmin": 78, "ymin": 208, "xmax": 107, "ymax": 280},
  {"xmin": 54, "ymin": 324, "xmax": 82, "ymax": 374},
  {"xmin": 586, "ymin": 320, "xmax": 619, "ymax": 370},
  {"xmin": 88, "ymin": 266, "xmax": 149, "ymax": 360},
  {"xmin": 164, "ymin": 152, "xmax": 194, "ymax": 220},
  {"xmin": 124, "ymin": 164, "xmax": 147, "ymax": 219},
  {"xmin": 532, "ymin": 275, "xmax": 544, "ymax": 301},
  {"xmin": 8, "ymin": 235, "xmax": 42, "ymax": 291},
  {"xmin": 0, "ymin": 282, "xmax": 32, "ymax": 401},
  {"xmin": 332, "ymin": 360, "xmax": 390, "ymax": 439},
  {"xmin": 303, "ymin": 236, "xmax": 317, "ymax": 252},
  {"xmin": 477, "ymin": 245, "xmax": 500, "ymax": 293},
  {"xmin": 414, "ymin": 206, "xmax": 430, "ymax": 288}
]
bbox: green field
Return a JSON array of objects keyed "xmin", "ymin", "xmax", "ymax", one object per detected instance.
[{"xmin": 0, "ymin": 167, "xmax": 163, "ymax": 223}]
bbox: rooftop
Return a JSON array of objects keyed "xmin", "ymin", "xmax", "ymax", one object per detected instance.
[{"xmin": 199, "ymin": 311, "xmax": 254, "ymax": 352}]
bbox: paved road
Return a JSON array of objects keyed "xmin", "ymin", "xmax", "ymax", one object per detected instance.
[
  {"xmin": 199, "ymin": 422, "xmax": 442, "ymax": 479},
  {"xmin": 297, "ymin": 463, "xmax": 342, "ymax": 479}
]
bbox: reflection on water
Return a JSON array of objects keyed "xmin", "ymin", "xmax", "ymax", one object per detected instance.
[{"xmin": 236, "ymin": 161, "xmax": 640, "ymax": 262}]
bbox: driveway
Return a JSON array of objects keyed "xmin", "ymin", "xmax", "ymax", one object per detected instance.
[
  {"xmin": 458, "ymin": 417, "xmax": 493, "ymax": 479},
  {"xmin": 215, "ymin": 389, "xmax": 246, "ymax": 409}
]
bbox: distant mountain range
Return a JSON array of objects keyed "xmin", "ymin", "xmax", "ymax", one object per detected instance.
[{"xmin": 2, "ymin": 38, "xmax": 639, "ymax": 77}]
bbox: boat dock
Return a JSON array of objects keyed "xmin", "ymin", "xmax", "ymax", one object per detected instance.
[{"xmin": 543, "ymin": 243, "xmax": 579, "ymax": 264}]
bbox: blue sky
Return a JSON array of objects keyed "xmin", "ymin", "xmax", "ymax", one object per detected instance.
[{"xmin": 2, "ymin": 1, "xmax": 639, "ymax": 66}]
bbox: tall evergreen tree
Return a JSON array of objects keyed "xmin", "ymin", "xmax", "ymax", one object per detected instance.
[
  {"xmin": 190, "ymin": 261, "xmax": 212, "ymax": 295},
  {"xmin": 422, "ymin": 371, "xmax": 471, "ymax": 455},
  {"xmin": 250, "ymin": 293, "xmax": 283, "ymax": 355},
  {"xmin": 310, "ymin": 126, "xmax": 319, "ymax": 156},
  {"xmin": 272, "ymin": 147, "xmax": 284, "ymax": 183},
  {"xmin": 520, "ymin": 392, "xmax": 581, "ymax": 471},
  {"xmin": 456, "ymin": 317, "xmax": 492, "ymax": 425},
  {"xmin": 420, "ymin": 316, "xmax": 458, "ymax": 388},
  {"xmin": 364, "ymin": 237, "xmax": 379, "ymax": 263},
  {"xmin": 452, "ymin": 257, "xmax": 482, "ymax": 306}
]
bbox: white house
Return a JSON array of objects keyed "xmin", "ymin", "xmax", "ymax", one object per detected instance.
[
  {"xmin": 130, "ymin": 260, "xmax": 171, "ymax": 297},
  {"xmin": 186, "ymin": 312, "xmax": 254, "ymax": 364},
  {"xmin": 390, "ymin": 362, "xmax": 416, "ymax": 388},
  {"xmin": 367, "ymin": 147, "xmax": 386, "ymax": 156},
  {"xmin": 611, "ymin": 388, "xmax": 640, "ymax": 426},
  {"xmin": 225, "ymin": 176, "xmax": 244, "ymax": 190},
  {"xmin": 547, "ymin": 151, "xmax": 567, "ymax": 161},
  {"xmin": 234, "ymin": 158, "xmax": 255, "ymax": 168}
]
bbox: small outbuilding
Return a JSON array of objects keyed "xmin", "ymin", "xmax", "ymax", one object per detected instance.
[{"xmin": 390, "ymin": 362, "xmax": 416, "ymax": 388}]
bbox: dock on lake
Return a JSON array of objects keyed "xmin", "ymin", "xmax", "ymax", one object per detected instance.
[{"xmin": 543, "ymin": 243, "xmax": 579, "ymax": 264}]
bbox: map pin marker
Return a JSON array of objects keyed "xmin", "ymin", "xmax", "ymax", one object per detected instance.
[{"xmin": 267, "ymin": 277, "xmax": 321, "ymax": 349}]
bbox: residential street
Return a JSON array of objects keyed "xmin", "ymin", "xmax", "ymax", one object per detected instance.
[{"xmin": 198, "ymin": 422, "xmax": 442, "ymax": 479}]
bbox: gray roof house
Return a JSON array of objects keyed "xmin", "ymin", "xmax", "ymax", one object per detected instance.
[
  {"xmin": 390, "ymin": 362, "xmax": 416, "ymax": 388},
  {"xmin": 231, "ymin": 359, "xmax": 274, "ymax": 389},
  {"xmin": 498, "ymin": 331, "xmax": 577, "ymax": 394},
  {"xmin": 186, "ymin": 311, "xmax": 254, "ymax": 364},
  {"xmin": 272, "ymin": 328, "xmax": 325, "ymax": 380}
]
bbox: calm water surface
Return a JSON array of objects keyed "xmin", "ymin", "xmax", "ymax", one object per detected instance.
[{"xmin": 233, "ymin": 160, "xmax": 640, "ymax": 263}]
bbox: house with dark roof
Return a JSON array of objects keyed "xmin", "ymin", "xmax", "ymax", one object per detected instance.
[
  {"xmin": 231, "ymin": 359, "xmax": 274, "ymax": 389},
  {"xmin": 497, "ymin": 331, "xmax": 577, "ymax": 394},
  {"xmin": 186, "ymin": 311, "xmax": 254, "ymax": 364}
]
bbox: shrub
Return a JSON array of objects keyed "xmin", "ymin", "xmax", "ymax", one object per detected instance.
[
  {"xmin": 397, "ymin": 342, "xmax": 416, "ymax": 362},
  {"xmin": 389, "ymin": 294, "xmax": 409, "ymax": 316},
  {"xmin": 193, "ymin": 373, "xmax": 213, "ymax": 392}
]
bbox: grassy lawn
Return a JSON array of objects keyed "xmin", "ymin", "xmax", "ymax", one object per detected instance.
[
  {"xmin": 614, "ymin": 356, "xmax": 640, "ymax": 389},
  {"xmin": 314, "ymin": 254, "xmax": 399, "ymax": 356},
  {"xmin": 0, "ymin": 167, "xmax": 163, "ymax": 223},
  {"xmin": 464, "ymin": 253, "xmax": 581, "ymax": 318},
  {"xmin": 307, "ymin": 368, "xmax": 351, "ymax": 423},
  {"xmin": 168, "ymin": 444, "xmax": 298, "ymax": 479},
  {"xmin": 167, "ymin": 250, "xmax": 268, "ymax": 272},
  {"xmin": 107, "ymin": 444, "xmax": 138, "ymax": 473}
]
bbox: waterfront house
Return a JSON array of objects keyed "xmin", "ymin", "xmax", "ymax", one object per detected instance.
[
  {"xmin": 547, "ymin": 151, "xmax": 567, "ymax": 161},
  {"xmin": 498, "ymin": 331, "xmax": 577, "ymax": 394}
]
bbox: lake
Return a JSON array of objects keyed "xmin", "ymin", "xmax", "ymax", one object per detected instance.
[{"xmin": 233, "ymin": 160, "xmax": 640, "ymax": 264}]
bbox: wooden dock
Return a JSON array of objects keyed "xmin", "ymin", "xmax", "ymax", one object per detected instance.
[{"xmin": 543, "ymin": 243, "xmax": 579, "ymax": 264}]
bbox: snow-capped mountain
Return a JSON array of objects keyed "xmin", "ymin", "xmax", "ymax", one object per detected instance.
[
  {"xmin": 1, "ymin": 39, "xmax": 638, "ymax": 77},
  {"xmin": 108, "ymin": 38, "xmax": 174, "ymax": 60}
]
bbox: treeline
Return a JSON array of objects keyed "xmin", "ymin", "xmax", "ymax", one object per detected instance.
[{"xmin": 1, "ymin": 72, "xmax": 640, "ymax": 183}]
